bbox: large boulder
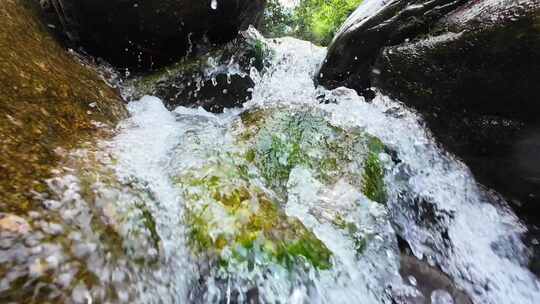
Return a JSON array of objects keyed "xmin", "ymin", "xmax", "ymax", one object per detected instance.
[
  {"xmin": 373, "ymin": 0, "xmax": 540, "ymax": 121},
  {"xmin": 41, "ymin": 0, "xmax": 267, "ymax": 70},
  {"xmin": 0, "ymin": 0, "xmax": 127, "ymax": 214},
  {"xmin": 317, "ymin": 0, "xmax": 468, "ymax": 92},
  {"xmin": 317, "ymin": 0, "xmax": 540, "ymax": 227},
  {"xmin": 372, "ymin": 0, "xmax": 540, "ymax": 223}
]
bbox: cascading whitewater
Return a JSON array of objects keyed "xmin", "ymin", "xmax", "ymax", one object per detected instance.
[{"xmin": 1, "ymin": 31, "xmax": 539, "ymax": 304}]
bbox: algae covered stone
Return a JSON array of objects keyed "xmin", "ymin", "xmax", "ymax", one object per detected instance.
[
  {"xmin": 176, "ymin": 156, "xmax": 332, "ymax": 272},
  {"xmin": 0, "ymin": 0, "xmax": 127, "ymax": 214},
  {"xmin": 168, "ymin": 103, "xmax": 397, "ymax": 301},
  {"xmin": 240, "ymin": 106, "xmax": 388, "ymax": 203},
  {"xmin": 175, "ymin": 105, "xmax": 391, "ymax": 275}
]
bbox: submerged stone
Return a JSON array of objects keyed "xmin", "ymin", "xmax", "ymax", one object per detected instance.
[
  {"xmin": 128, "ymin": 29, "xmax": 271, "ymax": 113},
  {"xmin": 176, "ymin": 158, "xmax": 332, "ymax": 272},
  {"xmin": 240, "ymin": 107, "xmax": 388, "ymax": 204},
  {"xmin": 41, "ymin": 0, "xmax": 267, "ymax": 70},
  {"xmin": 167, "ymin": 104, "xmax": 397, "ymax": 301}
]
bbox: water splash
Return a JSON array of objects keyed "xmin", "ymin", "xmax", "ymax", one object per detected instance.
[{"xmin": 1, "ymin": 31, "xmax": 539, "ymax": 304}]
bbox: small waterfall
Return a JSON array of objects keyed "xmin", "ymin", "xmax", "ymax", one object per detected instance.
[{"xmin": 2, "ymin": 33, "xmax": 539, "ymax": 304}]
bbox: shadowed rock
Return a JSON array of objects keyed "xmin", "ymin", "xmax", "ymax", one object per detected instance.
[
  {"xmin": 127, "ymin": 29, "xmax": 270, "ymax": 113},
  {"xmin": 317, "ymin": 0, "xmax": 540, "ymax": 233},
  {"xmin": 41, "ymin": 0, "xmax": 267, "ymax": 70},
  {"xmin": 317, "ymin": 0, "xmax": 468, "ymax": 92},
  {"xmin": 372, "ymin": 0, "xmax": 540, "ymax": 224}
]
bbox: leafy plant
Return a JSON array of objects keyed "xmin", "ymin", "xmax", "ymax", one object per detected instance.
[
  {"xmin": 294, "ymin": 0, "xmax": 363, "ymax": 45},
  {"xmin": 260, "ymin": 0, "xmax": 295, "ymax": 38},
  {"xmin": 261, "ymin": 0, "xmax": 364, "ymax": 46}
]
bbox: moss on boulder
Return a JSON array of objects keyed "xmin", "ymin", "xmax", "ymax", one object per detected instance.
[
  {"xmin": 240, "ymin": 107, "xmax": 388, "ymax": 203},
  {"xmin": 0, "ymin": 0, "xmax": 127, "ymax": 214},
  {"xmin": 176, "ymin": 157, "xmax": 332, "ymax": 272}
]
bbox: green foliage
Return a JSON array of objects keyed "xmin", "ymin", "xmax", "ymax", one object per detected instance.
[
  {"xmin": 261, "ymin": 0, "xmax": 363, "ymax": 46},
  {"xmin": 297, "ymin": 0, "xmax": 363, "ymax": 45}
]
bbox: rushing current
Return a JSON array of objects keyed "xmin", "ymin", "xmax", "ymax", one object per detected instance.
[{"xmin": 1, "ymin": 34, "xmax": 539, "ymax": 304}]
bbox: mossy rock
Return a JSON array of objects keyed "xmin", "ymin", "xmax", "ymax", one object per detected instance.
[
  {"xmin": 71, "ymin": 152, "xmax": 162, "ymax": 265},
  {"xmin": 239, "ymin": 107, "xmax": 388, "ymax": 203},
  {"xmin": 170, "ymin": 104, "xmax": 393, "ymax": 300},
  {"xmin": 0, "ymin": 0, "xmax": 127, "ymax": 215},
  {"xmin": 176, "ymin": 157, "xmax": 332, "ymax": 272},
  {"xmin": 0, "ymin": 145, "xmax": 161, "ymax": 303}
]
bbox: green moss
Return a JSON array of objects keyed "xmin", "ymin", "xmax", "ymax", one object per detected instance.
[
  {"xmin": 134, "ymin": 202, "xmax": 161, "ymax": 254},
  {"xmin": 247, "ymin": 110, "xmax": 350, "ymax": 190},
  {"xmin": 251, "ymin": 38, "xmax": 273, "ymax": 71},
  {"xmin": 331, "ymin": 214, "xmax": 369, "ymax": 256},
  {"xmin": 240, "ymin": 109, "xmax": 389, "ymax": 198},
  {"xmin": 362, "ymin": 137, "xmax": 387, "ymax": 204},
  {"xmin": 176, "ymin": 158, "xmax": 332, "ymax": 271}
]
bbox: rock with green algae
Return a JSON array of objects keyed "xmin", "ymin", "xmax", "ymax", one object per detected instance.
[
  {"xmin": 176, "ymin": 157, "xmax": 332, "ymax": 273},
  {"xmin": 0, "ymin": 0, "xmax": 127, "ymax": 215},
  {"xmin": 239, "ymin": 106, "xmax": 388, "ymax": 204},
  {"xmin": 127, "ymin": 28, "xmax": 272, "ymax": 113},
  {"xmin": 170, "ymin": 104, "xmax": 393, "ymax": 301},
  {"xmin": 175, "ymin": 105, "xmax": 390, "ymax": 272}
]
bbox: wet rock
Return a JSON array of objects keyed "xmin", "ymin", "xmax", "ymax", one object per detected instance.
[
  {"xmin": 174, "ymin": 125, "xmax": 334, "ymax": 300},
  {"xmin": 373, "ymin": 0, "xmax": 540, "ymax": 121},
  {"xmin": 317, "ymin": 0, "xmax": 540, "ymax": 228},
  {"xmin": 128, "ymin": 29, "xmax": 270, "ymax": 113},
  {"xmin": 399, "ymin": 254, "xmax": 472, "ymax": 304},
  {"xmin": 372, "ymin": 0, "xmax": 540, "ymax": 223},
  {"xmin": 240, "ymin": 107, "xmax": 390, "ymax": 203},
  {"xmin": 317, "ymin": 0, "xmax": 468, "ymax": 92},
  {"xmin": 171, "ymin": 104, "xmax": 398, "ymax": 301},
  {"xmin": 0, "ymin": 214, "xmax": 31, "ymax": 235},
  {"xmin": 41, "ymin": 0, "xmax": 267, "ymax": 70},
  {"xmin": 0, "ymin": 0, "xmax": 127, "ymax": 214}
]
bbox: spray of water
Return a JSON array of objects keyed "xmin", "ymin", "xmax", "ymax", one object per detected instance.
[{"xmin": 1, "ymin": 28, "xmax": 538, "ymax": 304}]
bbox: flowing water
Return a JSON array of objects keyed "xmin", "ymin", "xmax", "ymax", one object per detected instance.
[{"xmin": 1, "ymin": 34, "xmax": 540, "ymax": 304}]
